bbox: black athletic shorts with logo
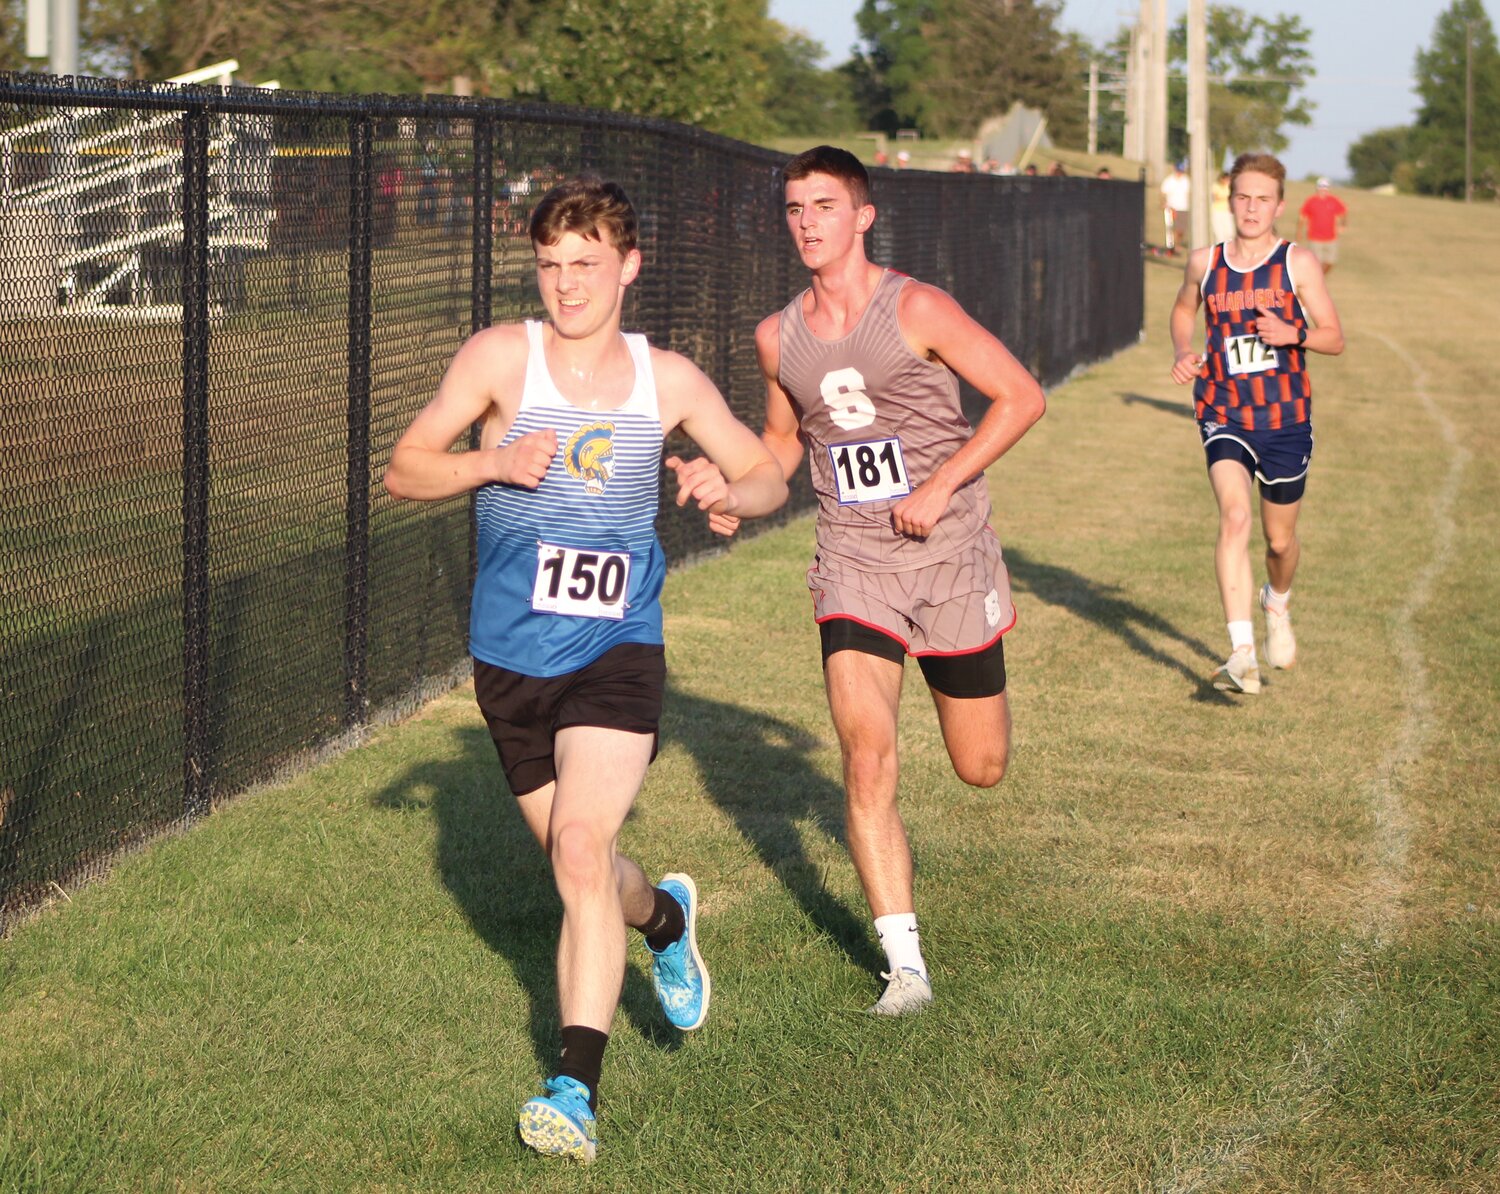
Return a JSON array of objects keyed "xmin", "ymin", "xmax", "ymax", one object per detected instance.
[{"xmin": 473, "ymin": 642, "xmax": 665, "ymax": 797}]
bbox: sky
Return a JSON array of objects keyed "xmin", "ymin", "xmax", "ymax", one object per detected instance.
[{"xmin": 766, "ymin": 0, "xmax": 1469, "ymax": 181}]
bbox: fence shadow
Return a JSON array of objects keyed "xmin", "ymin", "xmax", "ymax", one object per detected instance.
[
  {"xmin": 368, "ymin": 721, "xmax": 685, "ymax": 1073},
  {"xmin": 660, "ymin": 680, "xmax": 883, "ymax": 977},
  {"xmin": 1003, "ymin": 546, "xmax": 1230, "ymax": 701}
]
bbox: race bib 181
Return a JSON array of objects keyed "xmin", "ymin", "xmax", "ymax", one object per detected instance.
[
  {"xmin": 531, "ymin": 542, "xmax": 630, "ymax": 619},
  {"xmin": 828, "ymin": 437, "xmax": 911, "ymax": 505}
]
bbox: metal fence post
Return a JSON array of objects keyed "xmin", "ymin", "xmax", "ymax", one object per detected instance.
[
  {"xmin": 182, "ymin": 102, "xmax": 212, "ymax": 816},
  {"xmin": 468, "ymin": 114, "xmax": 494, "ymax": 585},
  {"xmin": 344, "ymin": 112, "xmax": 373, "ymax": 730}
]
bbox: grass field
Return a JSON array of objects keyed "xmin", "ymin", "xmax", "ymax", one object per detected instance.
[{"xmin": 1, "ymin": 184, "xmax": 1496, "ymax": 1192}]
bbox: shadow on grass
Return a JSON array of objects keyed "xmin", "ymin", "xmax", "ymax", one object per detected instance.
[
  {"xmin": 1122, "ymin": 392, "xmax": 1195, "ymax": 420},
  {"xmin": 661, "ymin": 680, "xmax": 884, "ymax": 977},
  {"xmin": 369, "ymin": 722, "xmax": 685, "ymax": 1077},
  {"xmin": 1004, "ymin": 546, "xmax": 1232, "ymax": 702}
]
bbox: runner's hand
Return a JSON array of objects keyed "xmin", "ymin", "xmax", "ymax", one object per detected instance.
[
  {"xmin": 1171, "ymin": 350, "xmax": 1201, "ymax": 385},
  {"xmin": 708, "ymin": 512, "xmax": 742, "ymax": 538},
  {"xmin": 497, "ymin": 428, "xmax": 556, "ymax": 488},
  {"xmin": 666, "ymin": 455, "xmax": 733, "ymax": 513},
  {"xmin": 1254, "ymin": 305, "xmax": 1298, "ymax": 347}
]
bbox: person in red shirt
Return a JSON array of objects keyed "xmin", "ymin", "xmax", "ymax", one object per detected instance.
[{"xmin": 1297, "ymin": 177, "xmax": 1349, "ymax": 275}]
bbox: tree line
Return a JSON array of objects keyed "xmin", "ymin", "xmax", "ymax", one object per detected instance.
[
  {"xmin": 1347, "ymin": 0, "xmax": 1500, "ymax": 198},
  {"xmin": 0, "ymin": 0, "xmax": 1317, "ymax": 161}
]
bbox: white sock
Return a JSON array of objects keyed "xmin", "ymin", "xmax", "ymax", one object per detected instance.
[
  {"xmin": 1265, "ymin": 585, "xmax": 1290, "ymax": 611},
  {"xmin": 1227, "ymin": 620, "xmax": 1255, "ymax": 652},
  {"xmin": 874, "ymin": 913, "xmax": 927, "ymax": 980}
]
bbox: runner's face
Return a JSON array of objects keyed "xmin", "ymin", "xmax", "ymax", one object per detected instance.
[
  {"xmin": 534, "ymin": 231, "xmax": 640, "ymax": 339},
  {"xmin": 784, "ymin": 173, "xmax": 872, "ymax": 270},
  {"xmin": 1230, "ymin": 171, "xmax": 1285, "ymax": 240}
]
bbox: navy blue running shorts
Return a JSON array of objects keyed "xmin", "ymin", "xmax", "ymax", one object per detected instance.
[{"xmin": 1200, "ymin": 421, "xmax": 1313, "ymax": 505}]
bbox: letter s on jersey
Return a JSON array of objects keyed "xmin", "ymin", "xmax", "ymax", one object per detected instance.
[{"xmin": 820, "ymin": 367, "xmax": 877, "ymax": 431}]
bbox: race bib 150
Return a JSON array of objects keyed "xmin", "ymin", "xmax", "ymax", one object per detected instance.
[{"xmin": 531, "ymin": 542, "xmax": 630, "ymax": 619}]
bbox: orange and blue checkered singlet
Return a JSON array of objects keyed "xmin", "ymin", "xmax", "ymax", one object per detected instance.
[{"xmin": 1193, "ymin": 239, "xmax": 1312, "ymax": 431}]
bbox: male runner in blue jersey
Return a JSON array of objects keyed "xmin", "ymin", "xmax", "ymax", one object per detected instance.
[
  {"xmin": 1170, "ymin": 153, "xmax": 1344, "ymax": 692},
  {"xmin": 384, "ymin": 176, "xmax": 786, "ymax": 1163}
]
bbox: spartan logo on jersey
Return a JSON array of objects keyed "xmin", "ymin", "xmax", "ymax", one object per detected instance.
[{"xmin": 564, "ymin": 420, "xmax": 616, "ymax": 496}]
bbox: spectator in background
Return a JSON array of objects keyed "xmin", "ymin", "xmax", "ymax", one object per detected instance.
[
  {"xmin": 895, "ymin": 150, "xmax": 911, "ymax": 169},
  {"xmin": 951, "ymin": 148, "xmax": 975, "ymax": 173},
  {"xmin": 1047, "ymin": 161, "xmax": 1067, "ymax": 178},
  {"xmin": 1161, "ymin": 160, "xmax": 1191, "ymax": 254},
  {"xmin": 1022, "ymin": 163, "xmax": 1038, "ymax": 177},
  {"xmin": 1096, "ymin": 166, "xmax": 1113, "ymax": 180},
  {"xmin": 874, "ymin": 148, "xmax": 889, "ymax": 168},
  {"xmin": 1297, "ymin": 177, "xmax": 1349, "ymax": 275},
  {"xmin": 1210, "ymin": 171, "xmax": 1234, "ymax": 244}
]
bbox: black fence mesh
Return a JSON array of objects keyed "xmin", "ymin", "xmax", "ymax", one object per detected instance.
[{"xmin": 0, "ymin": 74, "xmax": 1143, "ymax": 928}]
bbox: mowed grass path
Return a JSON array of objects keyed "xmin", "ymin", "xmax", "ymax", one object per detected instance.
[{"xmin": 2, "ymin": 185, "xmax": 1496, "ymax": 1192}]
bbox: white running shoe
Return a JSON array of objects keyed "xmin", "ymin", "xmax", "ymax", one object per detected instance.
[
  {"xmin": 1260, "ymin": 583, "xmax": 1297, "ymax": 669},
  {"xmin": 1212, "ymin": 647, "xmax": 1261, "ymax": 694},
  {"xmin": 867, "ymin": 967, "xmax": 933, "ymax": 1017}
]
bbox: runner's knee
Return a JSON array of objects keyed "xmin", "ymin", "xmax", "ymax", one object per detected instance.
[{"xmin": 550, "ymin": 820, "xmax": 613, "ymax": 893}]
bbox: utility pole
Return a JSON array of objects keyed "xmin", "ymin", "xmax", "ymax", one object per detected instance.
[
  {"xmin": 1466, "ymin": 19, "xmax": 1475, "ymax": 203},
  {"xmin": 1187, "ymin": 0, "xmax": 1211, "ymax": 248},
  {"xmin": 1124, "ymin": 8, "xmax": 1145, "ymax": 163},
  {"xmin": 1088, "ymin": 59, "xmax": 1100, "ymax": 156},
  {"xmin": 1148, "ymin": 0, "xmax": 1169, "ymax": 185},
  {"xmin": 49, "ymin": 0, "xmax": 77, "ymax": 75}
]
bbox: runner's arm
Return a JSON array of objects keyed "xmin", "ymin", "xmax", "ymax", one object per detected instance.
[
  {"xmin": 1170, "ymin": 248, "xmax": 1210, "ymax": 384},
  {"xmin": 890, "ymin": 282, "xmax": 1045, "ymax": 538},
  {"xmin": 384, "ymin": 325, "xmax": 554, "ymax": 500}
]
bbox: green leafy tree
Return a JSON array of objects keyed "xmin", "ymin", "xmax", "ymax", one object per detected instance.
[
  {"xmin": 762, "ymin": 23, "xmax": 860, "ymax": 136},
  {"xmin": 520, "ymin": 0, "xmax": 775, "ymax": 141},
  {"xmin": 853, "ymin": 0, "xmax": 1085, "ymax": 139},
  {"xmin": 1346, "ymin": 125, "xmax": 1415, "ymax": 189},
  {"xmin": 1166, "ymin": 6, "xmax": 1314, "ymax": 167},
  {"xmin": 1409, "ymin": 0, "xmax": 1500, "ymax": 197},
  {"xmin": 923, "ymin": 1, "xmax": 1089, "ymax": 141}
]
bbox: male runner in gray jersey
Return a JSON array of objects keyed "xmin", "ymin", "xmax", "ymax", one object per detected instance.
[{"xmin": 716, "ymin": 145, "xmax": 1045, "ymax": 1014}]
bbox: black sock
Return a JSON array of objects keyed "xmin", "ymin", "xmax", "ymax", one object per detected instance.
[
  {"xmin": 640, "ymin": 887, "xmax": 686, "ymax": 952},
  {"xmin": 557, "ymin": 1025, "xmax": 608, "ymax": 1112}
]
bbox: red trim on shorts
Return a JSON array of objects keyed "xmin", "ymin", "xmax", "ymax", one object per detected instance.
[
  {"xmin": 813, "ymin": 613, "xmax": 910, "ymax": 651},
  {"xmin": 908, "ymin": 606, "xmax": 1017, "ymax": 658}
]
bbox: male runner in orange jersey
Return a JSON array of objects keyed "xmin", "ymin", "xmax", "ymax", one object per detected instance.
[{"xmin": 1170, "ymin": 153, "xmax": 1344, "ymax": 693}]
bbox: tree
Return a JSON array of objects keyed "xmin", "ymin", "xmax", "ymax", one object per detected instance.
[
  {"xmin": 518, "ymin": 0, "xmax": 775, "ymax": 141},
  {"xmin": 852, "ymin": 0, "xmax": 1086, "ymax": 139},
  {"xmin": 1409, "ymin": 0, "xmax": 1500, "ymax": 198},
  {"xmin": 1346, "ymin": 125, "xmax": 1415, "ymax": 189},
  {"xmin": 70, "ymin": 0, "xmax": 500, "ymax": 92},
  {"xmin": 762, "ymin": 24, "xmax": 860, "ymax": 137},
  {"xmin": 851, "ymin": 0, "xmax": 934, "ymax": 134},
  {"xmin": 923, "ymin": 1, "xmax": 1088, "ymax": 142},
  {"xmin": 1166, "ymin": 6, "xmax": 1314, "ymax": 168}
]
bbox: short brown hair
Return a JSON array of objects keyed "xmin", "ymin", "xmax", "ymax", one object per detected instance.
[
  {"xmin": 782, "ymin": 145, "xmax": 871, "ymax": 210},
  {"xmin": 529, "ymin": 175, "xmax": 638, "ymax": 255},
  {"xmin": 1229, "ymin": 152, "xmax": 1286, "ymax": 200}
]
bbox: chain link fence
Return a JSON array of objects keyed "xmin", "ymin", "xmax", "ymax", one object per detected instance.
[{"xmin": 0, "ymin": 73, "xmax": 1143, "ymax": 929}]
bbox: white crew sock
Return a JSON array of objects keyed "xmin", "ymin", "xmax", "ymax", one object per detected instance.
[
  {"xmin": 874, "ymin": 913, "xmax": 927, "ymax": 980},
  {"xmin": 1265, "ymin": 585, "xmax": 1291, "ymax": 611},
  {"xmin": 1227, "ymin": 620, "xmax": 1255, "ymax": 652}
]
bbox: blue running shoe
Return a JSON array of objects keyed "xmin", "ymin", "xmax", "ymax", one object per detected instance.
[
  {"xmin": 648, "ymin": 873, "xmax": 710, "ymax": 1031},
  {"xmin": 517, "ymin": 1075, "xmax": 597, "ymax": 1163}
]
